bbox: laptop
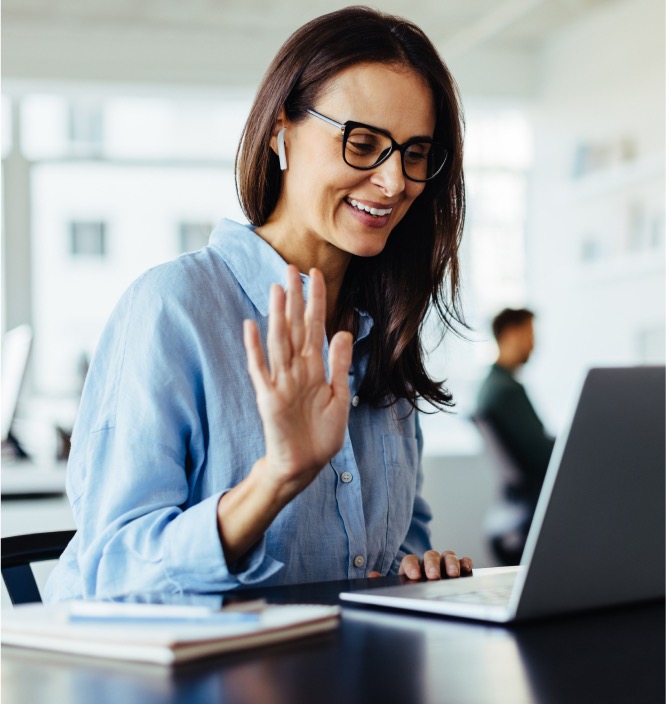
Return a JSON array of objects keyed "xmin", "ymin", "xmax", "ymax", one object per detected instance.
[
  {"xmin": 1, "ymin": 325, "xmax": 67, "ymax": 496},
  {"xmin": 340, "ymin": 366, "xmax": 665, "ymax": 622},
  {"xmin": 2, "ymin": 324, "xmax": 33, "ymax": 448}
]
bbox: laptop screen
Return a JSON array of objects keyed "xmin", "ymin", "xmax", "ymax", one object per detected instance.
[{"xmin": 1, "ymin": 324, "xmax": 33, "ymax": 442}]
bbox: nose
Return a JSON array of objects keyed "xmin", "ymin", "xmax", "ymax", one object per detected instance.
[{"xmin": 369, "ymin": 150, "xmax": 406, "ymax": 196}]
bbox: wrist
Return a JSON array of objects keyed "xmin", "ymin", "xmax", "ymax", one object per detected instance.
[{"xmin": 216, "ymin": 457, "xmax": 291, "ymax": 564}]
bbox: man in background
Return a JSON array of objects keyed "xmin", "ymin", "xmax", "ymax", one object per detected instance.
[{"xmin": 475, "ymin": 308, "xmax": 555, "ymax": 564}]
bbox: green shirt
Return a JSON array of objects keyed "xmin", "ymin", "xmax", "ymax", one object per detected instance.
[{"xmin": 476, "ymin": 364, "xmax": 555, "ymax": 505}]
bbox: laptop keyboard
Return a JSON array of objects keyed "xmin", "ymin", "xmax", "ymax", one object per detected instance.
[{"xmin": 431, "ymin": 585, "xmax": 514, "ymax": 606}]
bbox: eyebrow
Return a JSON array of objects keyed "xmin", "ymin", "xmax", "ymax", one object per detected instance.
[
  {"xmin": 348, "ymin": 119, "xmax": 433, "ymax": 142},
  {"xmin": 319, "ymin": 112, "xmax": 434, "ymax": 142}
]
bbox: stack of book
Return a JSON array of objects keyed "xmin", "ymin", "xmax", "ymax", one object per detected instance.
[{"xmin": 1, "ymin": 600, "xmax": 340, "ymax": 666}]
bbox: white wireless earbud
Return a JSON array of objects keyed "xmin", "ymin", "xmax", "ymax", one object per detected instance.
[{"xmin": 277, "ymin": 127, "xmax": 288, "ymax": 171}]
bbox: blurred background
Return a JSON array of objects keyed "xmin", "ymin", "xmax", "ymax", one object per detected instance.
[{"xmin": 2, "ymin": 0, "xmax": 664, "ymax": 569}]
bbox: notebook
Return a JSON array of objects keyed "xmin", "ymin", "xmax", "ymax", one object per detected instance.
[
  {"xmin": 1, "ymin": 599, "xmax": 340, "ymax": 666},
  {"xmin": 340, "ymin": 366, "xmax": 665, "ymax": 622}
]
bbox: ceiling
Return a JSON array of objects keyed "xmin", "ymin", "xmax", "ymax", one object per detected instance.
[{"xmin": 2, "ymin": 0, "xmax": 624, "ymax": 98}]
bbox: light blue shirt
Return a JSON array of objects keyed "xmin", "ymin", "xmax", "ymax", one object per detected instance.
[{"xmin": 45, "ymin": 219, "xmax": 432, "ymax": 601}]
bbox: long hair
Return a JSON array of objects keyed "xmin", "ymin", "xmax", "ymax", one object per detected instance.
[{"xmin": 236, "ymin": 6, "xmax": 466, "ymax": 410}]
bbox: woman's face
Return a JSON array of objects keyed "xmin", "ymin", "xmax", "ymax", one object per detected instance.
[{"xmin": 273, "ymin": 62, "xmax": 436, "ymax": 263}]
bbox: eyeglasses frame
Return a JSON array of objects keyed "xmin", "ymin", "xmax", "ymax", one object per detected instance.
[{"xmin": 305, "ymin": 108, "xmax": 448, "ymax": 183}]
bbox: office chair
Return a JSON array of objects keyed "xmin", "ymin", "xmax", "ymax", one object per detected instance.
[
  {"xmin": 1, "ymin": 529, "xmax": 76, "ymax": 605},
  {"xmin": 471, "ymin": 415, "xmax": 532, "ymax": 566}
]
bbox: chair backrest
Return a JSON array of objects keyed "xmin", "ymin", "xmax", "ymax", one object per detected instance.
[
  {"xmin": 1, "ymin": 530, "xmax": 76, "ymax": 605},
  {"xmin": 470, "ymin": 414, "xmax": 525, "ymax": 489},
  {"xmin": 471, "ymin": 415, "xmax": 532, "ymax": 541}
]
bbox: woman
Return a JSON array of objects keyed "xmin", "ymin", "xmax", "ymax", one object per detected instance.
[{"xmin": 45, "ymin": 6, "xmax": 471, "ymax": 601}]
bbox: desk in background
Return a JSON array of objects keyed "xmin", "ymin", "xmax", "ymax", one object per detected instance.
[
  {"xmin": 1, "ymin": 458, "xmax": 67, "ymax": 501},
  {"xmin": 2, "ymin": 576, "xmax": 663, "ymax": 704}
]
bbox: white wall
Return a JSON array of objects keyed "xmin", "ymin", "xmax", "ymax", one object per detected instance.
[{"xmin": 525, "ymin": 0, "xmax": 665, "ymax": 430}]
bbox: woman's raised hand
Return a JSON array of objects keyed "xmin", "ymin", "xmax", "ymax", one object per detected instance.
[{"xmin": 243, "ymin": 265, "xmax": 353, "ymax": 504}]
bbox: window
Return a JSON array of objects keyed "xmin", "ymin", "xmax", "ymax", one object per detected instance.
[
  {"xmin": 9, "ymin": 92, "xmax": 247, "ymax": 395},
  {"xmin": 70, "ymin": 221, "xmax": 107, "ymax": 258},
  {"xmin": 68, "ymin": 101, "xmax": 104, "ymax": 155}
]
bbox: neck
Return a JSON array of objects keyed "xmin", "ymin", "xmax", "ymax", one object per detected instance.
[
  {"xmin": 495, "ymin": 353, "xmax": 521, "ymax": 372},
  {"xmin": 254, "ymin": 220, "xmax": 351, "ymax": 336}
]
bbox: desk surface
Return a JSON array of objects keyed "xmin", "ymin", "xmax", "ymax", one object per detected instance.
[
  {"xmin": 1, "ymin": 459, "xmax": 67, "ymax": 499},
  {"xmin": 2, "ymin": 576, "xmax": 664, "ymax": 704}
]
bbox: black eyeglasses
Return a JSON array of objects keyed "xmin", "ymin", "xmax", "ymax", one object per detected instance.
[{"xmin": 305, "ymin": 108, "xmax": 448, "ymax": 183}]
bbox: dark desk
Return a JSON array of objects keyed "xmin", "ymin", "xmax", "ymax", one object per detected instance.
[{"xmin": 2, "ymin": 577, "xmax": 664, "ymax": 704}]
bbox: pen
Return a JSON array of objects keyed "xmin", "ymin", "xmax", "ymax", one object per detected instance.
[{"xmin": 67, "ymin": 602, "xmax": 261, "ymax": 625}]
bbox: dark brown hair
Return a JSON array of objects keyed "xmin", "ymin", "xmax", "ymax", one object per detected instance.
[
  {"xmin": 492, "ymin": 308, "xmax": 535, "ymax": 342},
  {"xmin": 236, "ymin": 6, "xmax": 466, "ymax": 410}
]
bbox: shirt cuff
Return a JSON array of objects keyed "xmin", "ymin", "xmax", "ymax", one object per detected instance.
[{"xmin": 162, "ymin": 492, "xmax": 284, "ymax": 591}]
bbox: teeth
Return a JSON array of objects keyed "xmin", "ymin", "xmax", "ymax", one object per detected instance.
[{"xmin": 347, "ymin": 198, "xmax": 392, "ymax": 217}]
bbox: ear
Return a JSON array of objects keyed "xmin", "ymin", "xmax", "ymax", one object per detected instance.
[{"xmin": 269, "ymin": 108, "xmax": 288, "ymax": 157}]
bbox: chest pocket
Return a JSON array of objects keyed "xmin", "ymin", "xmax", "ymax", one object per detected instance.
[{"xmin": 380, "ymin": 433, "xmax": 419, "ymax": 573}]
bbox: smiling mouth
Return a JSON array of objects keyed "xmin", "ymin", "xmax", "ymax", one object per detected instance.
[{"xmin": 345, "ymin": 197, "xmax": 393, "ymax": 218}]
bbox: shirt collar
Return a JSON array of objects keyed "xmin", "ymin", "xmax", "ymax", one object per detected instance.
[
  {"xmin": 209, "ymin": 219, "xmax": 288, "ymax": 317},
  {"xmin": 356, "ymin": 309, "xmax": 373, "ymax": 343}
]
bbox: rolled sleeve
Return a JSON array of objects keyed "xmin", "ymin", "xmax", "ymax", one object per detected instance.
[{"xmin": 162, "ymin": 493, "xmax": 284, "ymax": 590}]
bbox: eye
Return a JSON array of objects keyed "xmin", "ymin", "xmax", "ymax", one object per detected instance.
[
  {"xmin": 404, "ymin": 143, "xmax": 430, "ymax": 164},
  {"xmin": 347, "ymin": 132, "xmax": 383, "ymax": 155}
]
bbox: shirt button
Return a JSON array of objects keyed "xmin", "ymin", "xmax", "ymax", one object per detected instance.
[
  {"xmin": 351, "ymin": 395, "xmax": 360, "ymax": 407},
  {"xmin": 341, "ymin": 471, "xmax": 353, "ymax": 483},
  {"xmin": 353, "ymin": 555, "xmax": 365, "ymax": 568}
]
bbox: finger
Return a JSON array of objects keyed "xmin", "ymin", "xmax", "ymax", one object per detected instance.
[
  {"xmin": 368, "ymin": 571, "xmax": 382, "ymax": 578},
  {"xmin": 328, "ymin": 331, "xmax": 353, "ymax": 401},
  {"xmin": 285, "ymin": 266, "xmax": 306, "ymax": 355},
  {"xmin": 459, "ymin": 556, "xmax": 473, "ymax": 575},
  {"xmin": 442, "ymin": 550, "xmax": 461, "ymax": 578},
  {"xmin": 422, "ymin": 550, "xmax": 443, "ymax": 580},
  {"xmin": 267, "ymin": 283, "xmax": 291, "ymax": 376},
  {"xmin": 304, "ymin": 268, "xmax": 326, "ymax": 357},
  {"xmin": 397, "ymin": 554, "xmax": 422, "ymax": 580},
  {"xmin": 243, "ymin": 319, "xmax": 270, "ymax": 391}
]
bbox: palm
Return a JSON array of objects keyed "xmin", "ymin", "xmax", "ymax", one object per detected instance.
[{"xmin": 244, "ymin": 266, "xmax": 352, "ymax": 496}]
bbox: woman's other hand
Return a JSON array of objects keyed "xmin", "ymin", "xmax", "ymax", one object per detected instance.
[{"xmin": 369, "ymin": 550, "xmax": 473, "ymax": 580}]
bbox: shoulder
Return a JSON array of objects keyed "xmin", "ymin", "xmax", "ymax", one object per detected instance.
[
  {"xmin": 123, "ymin": 247, "xmax": 243, "ymax": 327},
  {"xmin": 477, "ymin": 366, "xmax": 522, "ymax": 407},
  {"xmin": 127, "ymin": 218, "xmax": 280, "ymax": 319}
]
